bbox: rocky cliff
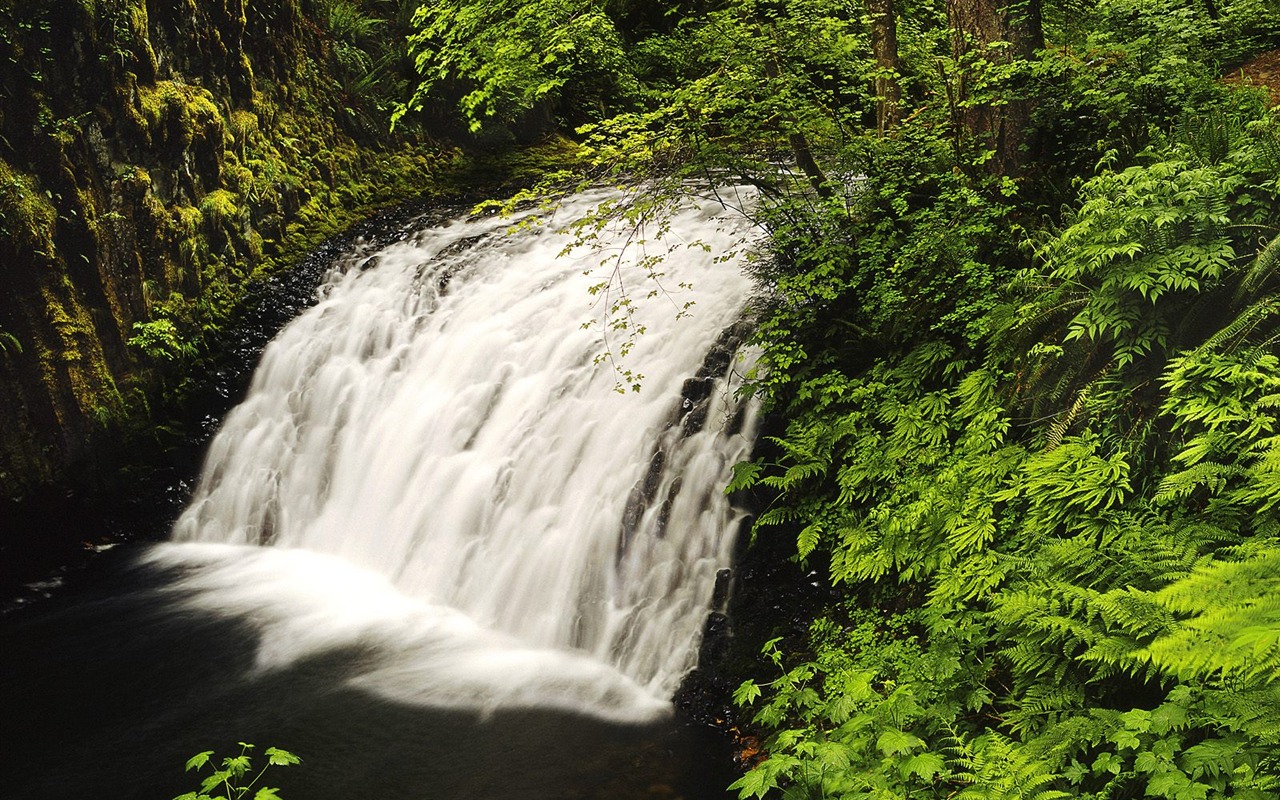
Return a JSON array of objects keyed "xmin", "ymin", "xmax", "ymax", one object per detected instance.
[{"xmin": 0, "ymin": 0, "xmax": 449, "ymax": 500}]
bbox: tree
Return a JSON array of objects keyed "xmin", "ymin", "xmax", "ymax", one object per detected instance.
[
  {"xmin": 867, "ymin": 0, "xmax": 901, "ymax": 136},
  {"xmin": 945, "ymin": 0, "xmax": 1043, "ymax": 175},
  {"xmin": 395, "ymin": 0, "xmax": 636, "ymax": 134}
]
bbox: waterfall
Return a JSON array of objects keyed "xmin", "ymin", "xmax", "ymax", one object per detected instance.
[{"xmin": 167, "ymin": 188, "xmax": 761, "ymax": 711}]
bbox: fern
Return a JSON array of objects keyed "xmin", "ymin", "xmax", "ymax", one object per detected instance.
[
  {"xmin": 948, "ymin": 732, "xmax": 1071, "ymax": 800},
  {"xmin": 1233, "ymin": 234, "xmax": 1280, "ymax": 304},
  {"xmin": 1201, "ymin": 687, "xmax": 1280, "ymax": 745},
  {"xmin": 719, "ymin": 60, "xmax": 1280, "ymax": 800},
  {"xmin": 1196, "ymin": 296, "xmax": 1280, "ymax": 353},
  {"xmin": 1154, "ymin": 461, "xmax": 1246, "ymax": 504},
  {"xmin": 1135, "ymin": 545, "xmax": 1280, "ymax": 686},
  {"xmin": 727, "ymin": 459, "xmax": 764, "ymax": 493},
  {"xmin": 1230, "ymin": 436, "xmax": 1280, "ymax": 517}
]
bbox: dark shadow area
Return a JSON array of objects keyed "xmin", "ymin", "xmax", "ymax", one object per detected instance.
[{"xmin": 1, "ymin": 546, "xmax": 737, "ymax": 800}]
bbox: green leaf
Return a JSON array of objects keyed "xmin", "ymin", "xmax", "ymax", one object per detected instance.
[
  {"xmin": 1092, "ymin": 751, "xmax": 1123, "ymax": 775},
  {"xmin": 727, "ymin": 460, "xmax": 763, "ymax": 493},
  {"xmin": 729, "ymin": 764, "xmax": 777, "ymax": 799},
  {"xmin": 185, "ymin": 751, "xmax": 215, "ymax": 772},
  {"xmin": 1150, "ymin": 701, "xmax": 1189, "ymax": 735},
  {"xmin": 797, "ymin": 522, "xmax": 822, "ymax": 558},
  {"xmin": 200, "ymin": 771, "xmax": 230, "ymax": 794},
  {"xmin": 1147, "ymin": 769, "xmax": 1193, "ymax": 798},
  {"xmin": 264, "ymin": 748, "xmax": 301, "ymax": 767},
  {"xmin": 901, "ymin": 752, "xmax": 946, "ymax": 781},
  {"xmin": 1135, "ymin": 751, "xmax": 1163, "ymax": 773},
  {"xmin": 222, "ymin": 754, "xmax": 252, "ymax": 778},
  {"xmin": 876, "ymin": 728, "xmax": 925, "ymax": 757},
  {"xmin": 733, "ymin": 680, "xmax": 763, "ymax": 706},
  {"xmin": 1110, "ymin": 728, "xmax": 1141, "ymax": 751}
]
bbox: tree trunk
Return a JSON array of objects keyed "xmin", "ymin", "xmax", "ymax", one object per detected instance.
[
  {"xmin": 763, "ymin": 57, "xmax": 833, "ymax": 197},
  {"xmin": 867, "ymin": 0, "xmax": 901, "ymax": 136},
  {"xmin": 945, "ymin": 0, "xmax": 1042, "ymax": 176}
]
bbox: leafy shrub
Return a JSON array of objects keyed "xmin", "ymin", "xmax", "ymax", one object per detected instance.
[{"xmin": 173, "ymin": 743, "xmax": 300, "ymax": 800}]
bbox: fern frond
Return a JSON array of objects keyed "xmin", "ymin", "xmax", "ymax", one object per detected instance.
[
  {"xmin": 1195, "ymin": 297, "xmax": 1280, "ymax": 354},
  {"xmin": 1202, "ymin": 687, "xmax": 1280, "ymax": 744},
  {"xmin": 1133, "ymin": 545, "xmax": 1280, "ymax": 686},
  {"xmin": 949, "ymin": 732, "xmax": 1071, "ymax": 800},
  {"xmin": 1004, "ymin": 682, "xmax": 1088, "ymax": 737},
  {"xmin": 760, "ymin": 459, "xmax": 827, "ymax": 489},
  {"xmin": 1045, "ymin": 386, "xmax": 1090, "ymax": 452},
  {"xmin": 1235, "ymin": 234, "xmax": 1280, "ymax": 305},
  {"xmin": 1154, "ymin": 461, "xmax": 1246, "ymax": 504},
  {"xmin": 1090, "ymin": 587, "xmax": 1173, "ymax": 638}
]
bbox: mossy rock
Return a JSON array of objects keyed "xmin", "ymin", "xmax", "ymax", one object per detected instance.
[
  {"xmin": 0, "ymin": 159, "xmax": 59, "ymax": 262},
  {"xmin": 198, "ymin": 188, "xmax": 241, "ymax": 226},
  {"xmin": 135, "ymin": 80, "xmax": 226, "ymax": 153},
  {"xmin": 228, "ymin": 109, "xmax": 259, "ymax": 147},
  {"xmin": 169, "ymin": 204, "xmax": 202, "ymax": 239}
]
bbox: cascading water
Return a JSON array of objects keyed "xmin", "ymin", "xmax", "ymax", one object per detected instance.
[
  {"xmin": 1, "ymin": 188, "xmax": 763, "ymax": 800},
  {"xmin": 173, "ymin": 187, "xmax": 760, "ymax": 701}
]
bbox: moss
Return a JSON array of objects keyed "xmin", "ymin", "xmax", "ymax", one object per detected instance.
[
  {"xmin": 0, "ymin": 159, "xmax": 59, "ymax": 261},
  {"xmin": 127, "ymin": 4, "xmax": 148, "ymax": 41},
  {"xmin": 118, "ymin": 165, "xmax": 151, "ymax": 191},
  {"xmin": 239, "ymin": 53, "xmax": 255, "ymax": 90},
  {"xmin": 229, "ymin": 109, "xmax": 259, "ymax": 144},
  {"xmin": 44, "ymin": 286, "xmax": 93, "ymax": 357},
  {"xmin": 37, "ymin": 277, "xmax": 125, "ymax": 426},
  {"xmin": 170, "ymin": 204, "xmax": 202, "ymax": 238},
  {"xmin": 0, "ymin": 0, "xmax": 565, "ymax": 501},
  {"xmin": 199, "ymin": 188, "xmax": 240, "ymax": 225},
  {"xmin": 224, "ymin": 162, "xmax": 254, "ymax": 197},
  {"xmin": 135, "ymin": 80, "xmax": 225, "ymax": 151},
  {"xmin": 247, "ymin": 230, "xmax": 265, "ymax": 261}
]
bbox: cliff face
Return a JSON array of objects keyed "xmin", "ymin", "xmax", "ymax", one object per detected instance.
[{"xmin": 0, "ymin": 0, "xmax": 447, "ymax": 499}]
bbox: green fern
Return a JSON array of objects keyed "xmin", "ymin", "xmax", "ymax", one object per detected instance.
[
  {"xmin": 948, "ymin": 732, "xmax": 1070, "ymax": 800},
  {"xmin": 1135, "ymin": 544, "xmax": 1280, "ymax": 686},
  {"xmin": 1233, "ymin": 234, "xmax": 1280, "ymax": 304},
  {"xmin": 1154, "ymin": 461, "xmax": 1246, "ymax": 504}
]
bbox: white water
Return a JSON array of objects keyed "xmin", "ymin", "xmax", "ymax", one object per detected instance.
[{"xmin": 168, "ymin": 188, "xmax": 760, "ymax": 715}]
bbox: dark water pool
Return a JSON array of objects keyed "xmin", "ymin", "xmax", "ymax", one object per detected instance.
[{"xmin": 1, "ymin": 545, "xmax": 738, "ymax": 800}]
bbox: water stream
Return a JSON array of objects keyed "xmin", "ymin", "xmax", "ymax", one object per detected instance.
[{"xmin": 2, "ymin": 188, "xmax": 762, "ymax": 799}]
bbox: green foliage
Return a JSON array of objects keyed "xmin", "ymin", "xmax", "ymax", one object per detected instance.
[
  {"xmin": 1033, "ymin": 157, "xmax": 1237, "ymax": 368},
  {"xmin": 393, "ymin": 0, "xmax": 1280, "ymax": 796},
  {"xmin": 173, "ymin": 743, "xmax": 300, "ymax": 800},
  {"xmin": 312, "ymin": 0, "xmax": 423, "ymax": 136},
  {"xmin": 398, "ymin": 0, "xmax": 636, "ymax": 132},
  {"xmin": 0, "ymin": 159, "xmax": 58, "ymax": 260},
  {"xmin": 729, "ymin": 610, "xmax": 978, "ymax": 799},
  {"xmin": 711, "ymin": 3, "xmax": 1280, "ymax": 798},
  {"xmin": 1138, "ymin": 544, "xmax": 1280, "ymax": 687},
  {"xmin": 128, "ymin": 317, "xmax": 197, "ymax": 362}
]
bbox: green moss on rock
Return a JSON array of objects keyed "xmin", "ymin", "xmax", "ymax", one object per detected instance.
[
  {"xmin": 198, "ymin": 188, "xmax": 240, "ymax": 225},
  {"xmin": 0, "ymin": 0, "xmax": 503, "ymax": 502},
  {"xmin": 134, "ymin": 80, "xmax": 225, "ymax": 152},
  {"xmin": 0, "ymin": 160, "xmax": 58, "ymax": 261}
]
